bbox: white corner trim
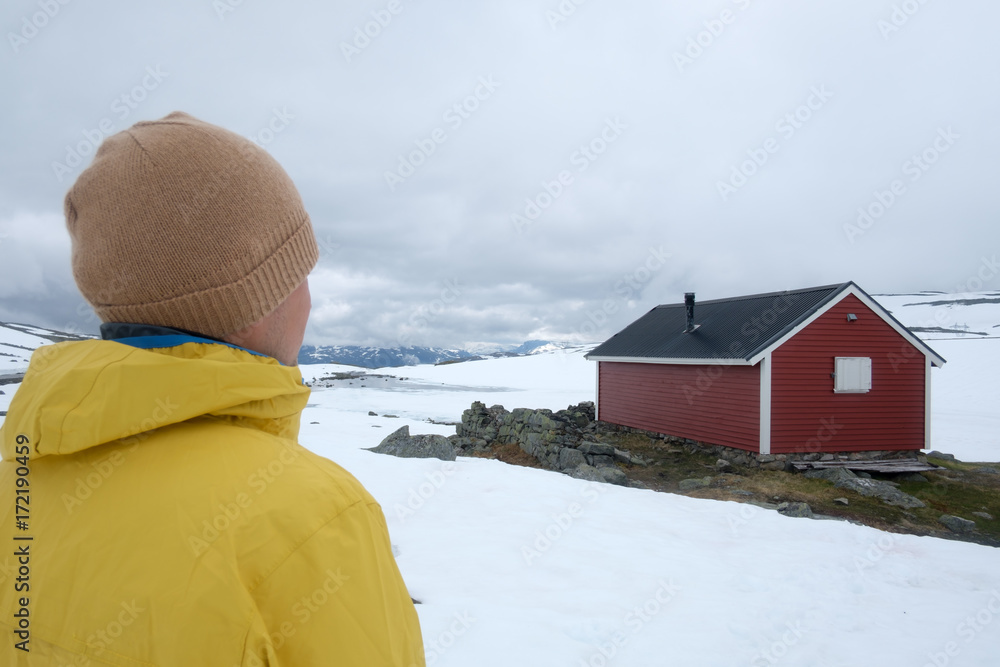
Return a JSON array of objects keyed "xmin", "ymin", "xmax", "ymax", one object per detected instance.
[
  {"xmin": 924, "ymin": 356, "xmax": 932, "ymax": 451},
  {"xmin": 594, "ymin": 362, "xmax": 601, "ymax": 421},
  {"xmin": 759, "ymin": 354, "xmax": 771, "ymax": 455}
]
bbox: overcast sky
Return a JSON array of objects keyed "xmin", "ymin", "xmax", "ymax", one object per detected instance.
[{"xmin": 2, "ymin": 0, "xmax": 998, "ymax": 348}]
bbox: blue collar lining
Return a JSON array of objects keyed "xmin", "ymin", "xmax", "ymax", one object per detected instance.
[{"xmin": 112, "ymin": 335, "xmax": 274, "ymax": 361}]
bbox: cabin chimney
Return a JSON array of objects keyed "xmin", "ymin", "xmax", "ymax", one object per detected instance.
[{"xmin": 684, "ymin": 292, "xmax": 696, "ymax": 333}]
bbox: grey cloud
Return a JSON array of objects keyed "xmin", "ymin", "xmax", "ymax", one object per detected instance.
[{"xmin": 2, "ymin": 0, "xmax": 999, "ymax": 348}]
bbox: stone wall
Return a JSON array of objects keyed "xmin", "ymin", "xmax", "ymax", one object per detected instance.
[{"xmin": 453, "ymin": 401, "xmax": 645, "ymax": 486}]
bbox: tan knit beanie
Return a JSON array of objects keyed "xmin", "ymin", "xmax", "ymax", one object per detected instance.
[{"xmin": 65, "ymin": 111, "xmax": 319, "ymax": 339}]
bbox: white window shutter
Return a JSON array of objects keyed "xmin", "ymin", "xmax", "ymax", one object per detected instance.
[{"xmin": 835, "ymin": 357, "xmax": 872, "ymax": 393}]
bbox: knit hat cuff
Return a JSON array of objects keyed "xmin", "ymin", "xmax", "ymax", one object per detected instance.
[{"xmin": 93, "ymin": 218, "xmax": 319, "ymax": 339}]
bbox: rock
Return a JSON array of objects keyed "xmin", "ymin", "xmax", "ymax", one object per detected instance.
[
  {"xmin": 856, "ymin": 471, "xmax": 872, "ymax": 479},
  {"xmin": 804, "ymin": 467, "xmax": 924, "ymax": 508},
  {"xmin": 835, "ymin": 477, "xmax": 926, "ymax": 509},
  {"xmin": 777, "ymin": 502, "xmax": 813, "ymax": 518},
  {"xmin": 758, "ymin": 454, "xmax": 776, "ymax": 464},
  {"xmin": 804, "ymin": 467, "xmax": 858, "ymax": 484},
  {"xmin": 927, "ymin": 451, "xmax": 957, "ymax": 461},
  {"xmin": 973, "ymin": 467, "xmax": 999, "ymax": 476},
  {"xmin": 591, "ymin": 455, "xmax": 616, "ymax": 468},
  {"xmin": 450, "ymin": 436, "xmax": 489, "ymax": 453},
  {"xmin": 715, "ymin": 459, "xmax": 735, "ymax": 473},
  {"xmin": 820, "ymin": 454, "xmax": 836, "ymax": 462},
  {"xmin": 760, "ymin": 461, "xmax": 786, "ymax": 472},
  {"xmin": 678, "ymin": 477, "xmax": 713, "ymax": 492},
  {"xmin": 569, "ymin": 464, "xmax": 606, "ymax": 483},
  {"xmin": 938, "ymin": 514, "xmax": 976, "ymax": 534},
  {"xmin": 557, "ymin": 447, "xmax": 587, "ymax": 471},
  {"xmin": 599, "ymin": 467, "xmax": 628, "ymax": 486},
  {"xmin": 579, "ymin": 441, "xmax": 616, "ymax": 457},
  {"xmin": 972, "ymin": 511, "xmax": 994, "ymax": 520},
  {"xmin": 368, "ymin": 411, "xmax": 378, "ymax": 416},
  {"xmin": 628, "ymin": 480, "xmax": 650, "ymax": 490},
  {"xmin": 368, "ymin": 426, "xmax": 456, "ymax": 461},
  {"xmin": 833, "ymin": 497, "xmax": 850, "ymax": 506},
  {"xmin": 384, "ymin": 414, "xmax": 399, "ymax": 419},
  {"xmin": 895, "ymin": 472, "xmax": 928, "ymax": 483},
  {"xmin": 613, "ymin": 448, "xmax": 633, "ymax": 465}
]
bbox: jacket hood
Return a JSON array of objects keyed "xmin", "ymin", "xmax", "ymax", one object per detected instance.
[{"xmin": 0, "ymin": 337, "xmax": 310, "ymax": 460}]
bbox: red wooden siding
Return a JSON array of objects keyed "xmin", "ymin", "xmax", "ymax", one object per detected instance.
[
  {"xmin": 770, "ymin": 294, "xmax": 925, "ymax": 453},
  {"xmin": 599, "ymin": 361, "xmax": 760, "ymax": 451}
]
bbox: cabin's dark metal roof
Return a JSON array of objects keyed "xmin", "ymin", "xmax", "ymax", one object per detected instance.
[{"xmin": 587, "ymin": 282, "xmax": 852, "ymax": 362}]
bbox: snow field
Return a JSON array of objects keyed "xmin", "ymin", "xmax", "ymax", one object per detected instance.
[{"xmin": 297, "ymin": 348, "xmax": 1000, "ymax": 667}]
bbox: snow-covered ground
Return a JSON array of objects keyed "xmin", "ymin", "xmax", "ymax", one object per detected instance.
[
  {"xmin": 875, "ymin": 292, "xmax": 1000, "ymax": 463},
  {"xmin": 1, "ymin": 295, "xmax": 999, "ymax": 666},
  {"xmin": 294, "ymin": 348, "xmax": 1000, "ymax": 667}
]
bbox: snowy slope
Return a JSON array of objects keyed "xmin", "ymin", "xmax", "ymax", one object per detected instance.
[
  {"xmin": 874, "ymin": 292, "xmax": 1000, "ymax": 462},
  {"xmin": 875, "ymin": 291, "xmax": 1000, "ymax": 340},
  {"xmin": 296, "ymin": 349, "xmax": 1000, "ymax": 667}
]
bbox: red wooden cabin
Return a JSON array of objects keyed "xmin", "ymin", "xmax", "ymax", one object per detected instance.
[{"xmin": 586, "ymin": 283, "xmax": 946, "ymax": 455}]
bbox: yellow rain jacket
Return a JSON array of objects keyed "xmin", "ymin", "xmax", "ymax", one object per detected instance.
[{"xmin": 0, "ymin": 333, "xmax": 425, "ymax": 666}]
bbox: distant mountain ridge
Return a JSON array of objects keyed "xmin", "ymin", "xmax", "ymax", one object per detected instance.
[
  {"xmin": 0, "ymin": 321, "xmax": 571, "ymax": 372},
  {"xmin": 297, "ymin": 339, "xmax": 569, "ymax": 368}
]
